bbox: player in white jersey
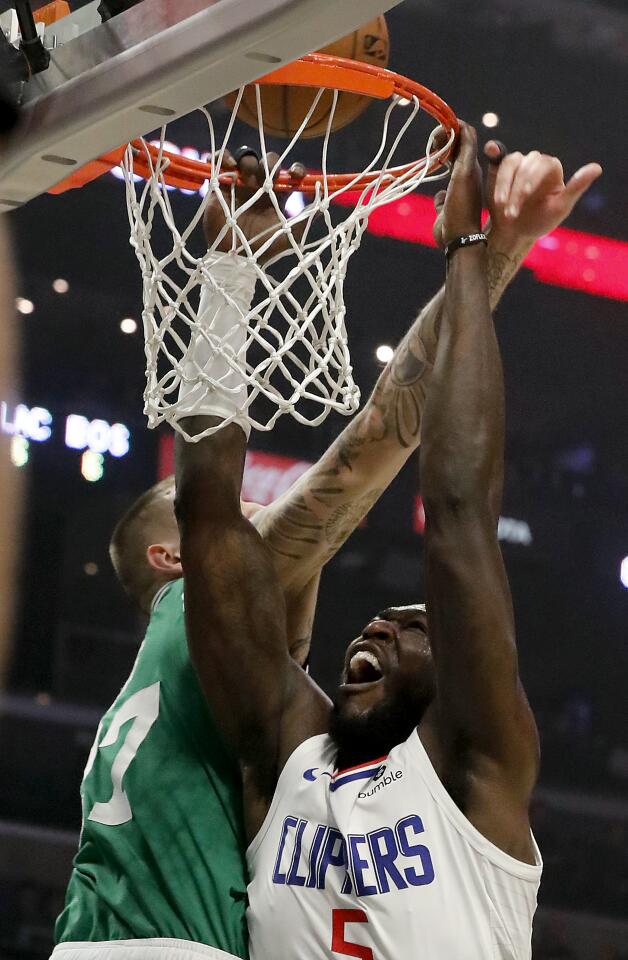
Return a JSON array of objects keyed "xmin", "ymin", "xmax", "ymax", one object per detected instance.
[{"xmin": 174, "ymin": 123, "xmax": 602, "ymax": 960}]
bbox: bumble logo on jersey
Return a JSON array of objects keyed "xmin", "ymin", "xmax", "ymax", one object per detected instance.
[
  {"xmin": 271, "ymin": 814, "xmax": 435, "ymax": 896},
  {"xmin": 358, "ymin": 763, "xmax": 404, "ymax": 799}
]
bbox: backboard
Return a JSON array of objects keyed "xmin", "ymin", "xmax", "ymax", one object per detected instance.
[{"xmin": 0, "ymin": 0, "xmax": 405, "ymax": 210}]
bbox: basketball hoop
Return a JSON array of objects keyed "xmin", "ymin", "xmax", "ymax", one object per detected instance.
[
  {"xmin": 119, "ymin": 55, "xmax": 458, "ymax": 196},
  {"xmin": 61, "ymin": 54, "xmax": 459, "ymax": 441}
]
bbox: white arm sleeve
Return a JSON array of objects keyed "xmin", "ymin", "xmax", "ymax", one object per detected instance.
[{"xmin": 174, "ymin": 252, "xmax": 258, "ymax": 436}]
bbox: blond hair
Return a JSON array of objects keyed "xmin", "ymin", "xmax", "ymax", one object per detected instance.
[{"xmin": 109, "ymin": 476, "xmax": 177, "ymax": 612}]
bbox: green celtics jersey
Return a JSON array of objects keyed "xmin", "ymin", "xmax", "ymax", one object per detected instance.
[{"xmin": 55, "ymin": 578, "xmax": 249, "ymax": 957}]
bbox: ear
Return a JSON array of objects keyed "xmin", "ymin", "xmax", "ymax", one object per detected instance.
[{"xmin": 146, "ymin": 542, "xmax": 182, "ymax": 577}]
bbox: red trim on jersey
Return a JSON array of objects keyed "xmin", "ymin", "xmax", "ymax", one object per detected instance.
[{"xmin": 332, "ymin": 754, "xmax": 388, "ymax": 779}]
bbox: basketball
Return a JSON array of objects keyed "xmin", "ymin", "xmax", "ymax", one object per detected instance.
[{"xmin": 224, "ymin": 15, "xmax": 390, "ymax": 140}]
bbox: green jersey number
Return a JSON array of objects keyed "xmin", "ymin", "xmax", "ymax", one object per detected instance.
[{"xmin": 86, "ymin": 681, "xmax": 161, "ymax": 826}]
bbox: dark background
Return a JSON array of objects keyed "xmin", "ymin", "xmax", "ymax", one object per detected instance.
[{"xmin": 0, "ymin": 0, "xmax": 627, "ymax": 957}]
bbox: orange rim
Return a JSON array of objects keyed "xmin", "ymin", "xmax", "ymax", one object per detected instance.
[{"xmin": 49, "ymin": 53, "xmax": 459, "ymax": 196}]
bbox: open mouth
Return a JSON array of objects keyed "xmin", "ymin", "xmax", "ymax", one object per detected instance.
[{"xmin": 346, "ymin": 650, "xmax": 384, "ymax": 685}]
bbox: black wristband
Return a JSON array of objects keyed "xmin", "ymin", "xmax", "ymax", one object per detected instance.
[{"xmin": 444, "ymin": 233, "xmax": 488, "ymax": 259}]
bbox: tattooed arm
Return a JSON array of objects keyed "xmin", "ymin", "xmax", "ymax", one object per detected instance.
[
  {"xmin": 254, "ymin": 237, "xmax": 501, "ymax": 593},
  {"xmin": 256, "ymin": 143, "xmax": 601, "ymax": 657}
]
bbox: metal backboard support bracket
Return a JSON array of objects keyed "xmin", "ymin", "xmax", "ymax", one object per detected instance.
[{"xmin": 0, "ymin": 0, "xmax": 405, "ymax": 209}]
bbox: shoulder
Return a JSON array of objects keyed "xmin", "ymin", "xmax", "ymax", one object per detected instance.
[
  {"xmin": 292, "ymin": 733, "xmax": 334, "ymax": 767},
  {"xmin": 141, "ymin": 577, "xmax": 188, "ymax": 670},
  {"xmin": 151, "ymin": 577, "xmax": 184, "ymax": 616}
]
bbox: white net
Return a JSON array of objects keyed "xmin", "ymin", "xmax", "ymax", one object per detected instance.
[{"xmin": 122, "ymin": 83, "xmax": 454, "ymax": 441}]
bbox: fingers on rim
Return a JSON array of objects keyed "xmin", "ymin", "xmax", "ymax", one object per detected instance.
[
  {"xmin": 248, "ymin": 151, "xmax": 281, "ymax": 187},
  {"xmin": 483, "ymin": 142, "xmax": 508, "ymax": 205},
  {"xmin": 432, "ymin": 124, "xmax": 450, "ymax": 152},
  {"xmin": 232, "ymin": 147, "xmax": 278, "ymax": 189},
  {"xmin": 264, "ymin": 151, "xmax": 282, "ymax": 178},
  {"xmin": 219, "ymin": 149, "xmax": 237, "ymax": 172},
  {"xmin": 231, "ymin": 149, "xmax": 260, "ymax": 190},
  {"xmin": 484, "ymin": 140, "xmax": 508, "ymax": 165},
  {"xmin": 454, "ymin": 121, "xmax": 479, "ymax": 170},
  {"xmin": 460, "ymin": 121, "xmax": 478, "ymax": 149},
  {"xmin": 289, "ymin": 161, "xmax": 307, "ymax": 179},
  {"xmin": 234, "ymin": 145, "xmax": 259, "ymax": 165}
]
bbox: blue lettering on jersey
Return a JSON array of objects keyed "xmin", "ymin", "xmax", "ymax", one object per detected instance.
[{"xmin": 272, "ymin": 814, "xmax": 435, "ymax": 896}]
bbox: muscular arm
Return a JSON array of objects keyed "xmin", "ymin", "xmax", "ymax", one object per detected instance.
[
  {"xmin": 175, "ymin": 419, "xmax": 329, "ymax": 838},
  {"xmin": 419, "ymin": 148, "xmax": 539, "ymax": 840}
]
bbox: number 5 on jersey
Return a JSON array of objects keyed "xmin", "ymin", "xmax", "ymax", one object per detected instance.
[
  {"xmin": 85, "ymin": 682, "xmax": 160, "ymax": 826},
  {"xmin": 332, "ymin": 909, "xmax": 374, "ymax": 960}
]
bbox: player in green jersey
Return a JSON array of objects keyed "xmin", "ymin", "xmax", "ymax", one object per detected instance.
[
  {"xmin": 53, "ymin": 142, "xmax": 597, "ymax": 960},
  {"xmin": 55, "ymin": 575, "xmax": 250, "ymax": 957}
]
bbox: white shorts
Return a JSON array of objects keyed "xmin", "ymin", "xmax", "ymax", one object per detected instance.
[{"xmin": 51, "ymin": 939, "xmax": 242, "ymax": 960}]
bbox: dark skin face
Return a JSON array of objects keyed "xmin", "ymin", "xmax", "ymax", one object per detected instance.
[{"xmin": 335, "ymin": 604, "xmax": 436, "ymax": 725}]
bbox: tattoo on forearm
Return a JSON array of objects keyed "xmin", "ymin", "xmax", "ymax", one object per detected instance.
[
  {"xmin": 324, "ymin": 488, "xmax": 384, "ymax": 549},
  {"xmin": 487, "ymin": 249, "xmax": 524, "ymax": 309},
  {"xmin": 390, "ymin": 334, "xmax": 429, "ymax": 387},
  {"xmin": 376, "ymin": 296, "xmax": 440, "ymax": 448},
  {"xmin": 262, "ymin": 301, "xmax": 440, "ymax": 566},
  {"xmin": 263, "ymin": 495, "xmax": 325, "ymax": 560}
]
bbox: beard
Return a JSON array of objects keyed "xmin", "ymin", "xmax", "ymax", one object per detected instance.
[{"xmin": 329, "ymin": 684, "xmax": 431, "ymax": 771}]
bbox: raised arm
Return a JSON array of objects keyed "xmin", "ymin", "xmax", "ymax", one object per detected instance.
[
  {"xmin": 175, "ymin": 419, "xmax": 329, "ymax": 839},
  {"xmin": 418, "ymin": 127, "xmax": 541, "ymax": 858},
  {"xmin": 255, "ymin": 142, "xmax": 602, "ymax": 596}
]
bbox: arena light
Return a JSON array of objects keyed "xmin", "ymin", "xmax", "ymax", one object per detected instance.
[
  {"xmin": 120, "ymin": 317, "xmax": 138, "ymax": 334},
  {"xmin": 376, "ymin": 344, "xmax": 394, "ymax": 363},
  {"xmin": 81, "ymin": 450, "xmax": 104, "ymax": 482},
  {"xmin": 52, "ymin": 278, "xmax": 69, "ymax": 294},
  {"xmin": 10, "ymin": 435, "xmax": 29, "ymax": 467},
  {"xmin": 0, "ymin": 402, "xmax": 52, "ymax": 441},
  {"xmin": 84, "ymin": 562, "xmax": 99, "ymax": 576},
  {"xmin": 284, "ymin": 191, "xmax": 305, "ymax": 218},
  {"xmin": 1, "ymin": 402, "xmax": 131, "ymax": 458},
  {"xmin": 620, "ymin": 557, "xmax": 628, "ymax": 589},
  {"xmin": 482, "ymin": 112, "xmax": 500, "ymax": 128},
  {"xmin": 65, "ymin": 415, "xmax": 130, "ymax": 458},
  {"xmin": 15, "ymin": 297, "xmax": 34, "ymax": 315}
]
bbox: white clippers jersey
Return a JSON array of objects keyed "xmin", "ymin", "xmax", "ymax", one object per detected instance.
[{"xmin": 247, "ymin": 728, "xmax": 541, "ymax": 960}]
